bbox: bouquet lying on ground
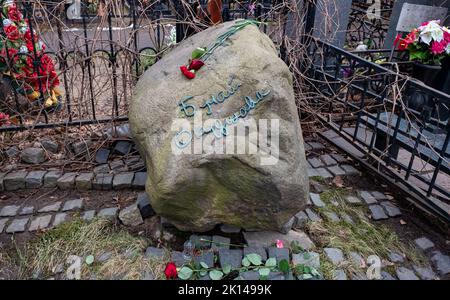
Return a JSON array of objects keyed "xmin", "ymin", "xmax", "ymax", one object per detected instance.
[
  {"xmin": 394, "ymin": 20, "xmax": 450, "ymax": 65},
  {"xmin": 0, "ymin": 0, "xmax": 61, "ymax": 113}
]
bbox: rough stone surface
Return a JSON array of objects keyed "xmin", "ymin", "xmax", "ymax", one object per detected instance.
[
  {"xmin": 292, "ymin": 251, "xmax": 320, "ymax": 269},
  {"xmin": 56, "ymin": 173, "xmax": 77, "ymax": 190},
  {"xmin": 413, "ymin": 265, "xmax": 437, "ymax": 280},
  {"xmin": 25, "ymin": 171, "xmax": 46, "ymax": 188},
  {"xmin": 113, "ymin": 172, "xmax": 134, "ymax": 190},
  {"xmin": 129, "ymin": 20, "xmax": 309, "ymax": 232},
  {"xmin": 310, "ymin": 193, "xmax": 325, "ymax": 207},
  {"xmin": 41, "ymin": 140, "xmax": 59, "ymax": 153},
  {"xmin": 0, "ymin": 218, "xmax": 8, "ymax": 233},
  {"xmin": 43, "ymin": 171, "xmax": 62, "ymax": 188},
  {"xmin": 380, "ymin": 201, "xmax": 401, "ymax": 217},
  {"xmin": 194, "ymin": 251, "xmax": 214, "ymax": 268},
  {"xmin": 38, "ymin": 201, "xmax": 62, "ymax": 213},
  {"xmin": 340, "ymin": 213, "xmax": 354, "ymax": 224},
  {"xmin": 93, "ymin": 164, "xmax": 110, "ymax": 174},
  {"xmin": 5, "ymin": 146, "xmax": 19, "ymax": 158},
  {"xmin": 345, "ymin": 195, "xmax": 362, "ymax": 204},
  {"xmin": 0, "ymin": 205, "xmax": 20, "ymax": 217},
  {"xmin": 190, "ymin": 235, "xmax": 212, "ymax": 249},
  {"xmin": 316, "ymin": 168, "xmax": 333, "ymax": 178},
  {"xmin": 381, "ymin": 271, "xmax": 397, "ymax": 280},
  {"xmin": 75, "ymin": 173, "xmax": 94, "ymax": 190},
  {"xmin": 360, "ymin": 191, "xmax": 377, "ymax": 204},
  {"xmin": 388, "ymin": 251, "xmax": 405, "ymax": 263},
  {"xmin": 322, "ymin": 211, "xmax": 340, "ymax": 222},
  {"xmin": 305, "ymin": 208, "xmax": 322, "ymax": 222},
  {"xmin": 132, "ymin": 172, "xmax": 147, "ymax": 189},
  {"xmin": 267, "ymin": 247, "xmax": 290, "ymax": 263},
  {"xmin": 243, "ymin": 230, "xmax": 314, "ymax": 250},
  {"xmin": 95, "ymin": 148, "xmax": 110, "ymax": 164},
  {"xmin": 340, "ymin": 164, "xmax": 359, "ymax": 175},
  {"xmin": 293, "ymin": 211, "xmax": 308, "ymax": 228},
  {"xmin": 62, "ymin": 199, "xmax": 84, "ymax": 212},
  {"xmin": 97, "ymin": 207, "xmax": 119, "ymax": 220},
  {"xmin": 414, "ymin": 237, "xmax": 435, "ymax": 252},
  {"xmin": 324, "ymin": 248, "xmax": 344, "ymax": 266},
  {"xmin": 4, "ymin": 171, "xmax": 27, "ymax": 191},
  {"xmin": 368, "ymin": 205, "xmax": 389, "ymax": 220},
  {"xmin": 280, "ymin": 217, "xmax": 295, "ymax": 234},
  {"xmin": 396, "ymin": 267, "xmax": 419, "ymax": 280},
  {"xmin": 19, "ymin": 206, "xmax": 34, "ymax": 215},
  {"xmin": 320, "ymin": 154, "xmax": 337, "ymax": 166},
  {"xmin": 220, "ymin": 224, "xmax": 241, "ymax": 233},
  {"xmin": 243, "ymin": 247, "xmax": 267, "ymax": 261},
  {"xmin": 29, "ymin": 215, "xmax": 52, "ymax": 231},
  {"xmin": 53, "ymin": 213, "xmax": 68, "ymax": 227},
  {"xmin": 308, "ymin": 158, "xmax": 324, "ymax": 168},
  {"xmin": 137, "ymin": 192, "xmax": 155, "ymax": 219},
  {"xmin": 211, "ymin": 235, "xmax": 231, "ymax": 251},
  {"xmin": 171, "ymin": 251, "xmax": 191, "ymax": 267},
  {"xmin": 6, "ymin": 218, "xmax": 29, "ymax": 233},
  {"xmin": 332, "ymin": 269, "xmax": 347, "ymax": 280},
  {"xmin": 348, "ymin": 252, "xmax": 364, "ymax": 268},
  {"xmin": 218, "ymin": 249, "xmax": 243, "ymax": 268},
  {"xmin": 118, "ymin": 204, "xmax": 144, "ymax": 226},
  {"xmin": 145, "ymin": 247, "xmax": 165, "ymax": 259},
  {"xmin": 430, "ymin": 251, "xmax": 450, "ymax": 276},
  {"xmin": 21, "ymin": 147, "xmax": 46, "ymax": 164},
  {"xmin": 82, "ymin": 210, "xmax": 96, "ymax": 221},
  {"xmin": 371, "ymin": 191, "xmax": 387, "ymax": 200},
  {"xmin": 93, "ymin": 173, "xmax": 113, "ymax": 190},
  {"xmin": 327, "ymin": 165, "xmax": 346, "ymax": 176},
  {"xmin": 0, "ymin": 172, "xmax": 6, "ymax": 191},
  {"xmin": 71, "ymin": 140, "xmax": 91, "ymax": 156},
  {"xmin": 113, "ymin": 141, "xmax": 132, "ymax": 156},
  {"xmin": 239, "ymin": 271, "xmax": 260, "ymax": 280}
]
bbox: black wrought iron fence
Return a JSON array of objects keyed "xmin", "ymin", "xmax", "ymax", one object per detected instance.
[{"xmin": 307, "ymin": 39, "xmax": 450, "ymax": 222}]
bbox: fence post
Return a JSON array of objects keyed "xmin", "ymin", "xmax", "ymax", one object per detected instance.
[
  {"xmin": 175, "ymin": 0, "xmax": 186, "ymax": 43},
  {"xmin": 303, "ymin": 0, "xmax": 316, "ymax": 44}
]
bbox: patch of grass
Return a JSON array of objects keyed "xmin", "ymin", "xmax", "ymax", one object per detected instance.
[
  {"xmin": 9, "ymin": 218, "xmax": 170, "ymax": 280},
  {"xmin": 310, "ymin": 176, "xmax": 326, "ymax": 184}
]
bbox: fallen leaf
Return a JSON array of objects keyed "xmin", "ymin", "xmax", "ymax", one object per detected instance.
[
  {"xmin": 400, "ymin": 219, "xmax": 407, "ymax": 225},
  {"xmin": 332, "ymin": 176, "xmax": 344, "ymax": 188}
]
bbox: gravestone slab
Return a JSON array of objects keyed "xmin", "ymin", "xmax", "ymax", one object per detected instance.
[{"xmin": 25, "ymin": 171, "xmax": 46, "ymax": 189}]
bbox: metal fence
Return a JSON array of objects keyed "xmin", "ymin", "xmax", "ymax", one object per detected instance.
[{"xmin": 307, "ymin": 39, "xmax": 450, "ymax": 222}]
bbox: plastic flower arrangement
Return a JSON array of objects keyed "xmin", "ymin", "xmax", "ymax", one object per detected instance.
[
  {"xmin": 0, "ymin": 0, "xmax": 62, "ymax": 111},
  {"xmin": 394, "ymin": 20, "xmax": 450, "ymax": 65}
]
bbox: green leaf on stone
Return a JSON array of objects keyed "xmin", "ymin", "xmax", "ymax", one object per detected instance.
[
  {"xmin": 209, "ymin": 269, "xmax": 224, "ymax": 280},
  {"xmin": 258, "ymin": 268, "xmax": 270, "ymax": 277},
  {"xmin": 278, "ymin": 259, "xmax": 290, "ymax": 274},
  {"xmin": 192, "ymin": 47, "xmax": 207, "ymax": 59},
  {"xmin": 303, "ymin": 252, "xmax": 311, "ymax": 260},
  {"xmin": 265, "ymin": 258, "xmax": 276, "ymax": 268},
  {"xmin": 200, "ymin": 261, "xmax": 209, "ymax": 269},
  {"xmin": 242, "ymin": 257, "xmax": 250, "ymax": 267},
  {"xmin": 222, "ymin": 264, "xmax": 231, "ymax": 275},
  {"xmin": 310, "ymin": 267, "xmax": 320, "ymax": 277},
  {"xmin": 178, "ymin": 266, "xmax": 194, "ymax": 280},
  {"xmin": 246, "ymin": 253, "xmax": 262, "ymax": 266},
  {"xmin": 300, "ymin": 273, "xmax": 313, "ymax": 280},
  {"xmin": 200, "ymin": 270, "xmax": 207, "ymax": 277},
  {"xmin": 85, "ymin": 255, "xmax": 94, "ymax": 265}
]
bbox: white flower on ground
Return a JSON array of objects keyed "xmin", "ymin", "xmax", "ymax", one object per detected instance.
[
  {"xmin": 19, "ymin": 45, "xmax": 28, "ymax": 53},
  {"xmin": 418, "ymin": 20, "xmax": 444, "ymax": 44}
]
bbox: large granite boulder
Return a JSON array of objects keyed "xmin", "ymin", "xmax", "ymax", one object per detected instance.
[{"xmin": 129, "ymin": 20, "xmax": 309, "ymax": 232}]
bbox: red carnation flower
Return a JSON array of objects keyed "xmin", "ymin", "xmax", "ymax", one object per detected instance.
[
  {"xmin": 164, "ymin": 262, "xmax": 178, "ymax": 280},
  {"xmin": 188, "ymin": 59, "xmax": 204, "ymax": 71},
  {"xmin": 4, "ymin": 25, "xmax": 20, "ymax": 41},
  {"xmin": 180, "ymin": 65, "xmax": 195, "ymax": 79},
  {"xmin": 8, "ymin": 5, "xmax": 23, "ymax": 23}
]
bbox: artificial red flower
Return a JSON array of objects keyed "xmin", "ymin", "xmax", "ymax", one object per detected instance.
[
  {"xmin": 0, "ymin": 47, "xmax": 18, "ymax": 59},
  {"xmin": 188, "ymin": 59, "xmax": 204, "ymax": 71},
  {"xmin": 164, "ymin": 262, "xmax": 178, "ymax": 279},
  {"xmin": 8, "ymin": 5, "xmax": 23, "ymax": 23},
  {"xmin": 394, "ymin": 34, "xmax": 401, "ymax": 47},
  {"xmin": 276, "ymin": 239, "xmax": 284, "ymax": 249},
  {"xmin": 180, "ymin": 65, "xmax": 195, "ymax": 79},
  {"xmin": 4, "ymin": 25, "xmax": 20, "ymax": 41},
  {"xmin": 26, "ymin": 41, "xmax": 35, "ymax": 52},
  {"xmin": 431, "ymin": 40, "xmax": 446, "ymax": 55},
  {"xmin": 421, "ymin": 21, "xmax": 430, "ymax": 27}
]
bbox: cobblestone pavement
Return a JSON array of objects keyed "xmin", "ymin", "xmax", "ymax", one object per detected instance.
[{"xmin": 1, "ymin": 137, "xmax": 449, "ymax": 280}]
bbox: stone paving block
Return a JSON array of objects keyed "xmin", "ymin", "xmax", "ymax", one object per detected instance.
[
  {"xmin": 171, "ymin": 251, "xmax": 191, "ymax": 267},
  {"xmin": 53, "ymin": 213, "xmax": 68, "ymax": 227},
  {"xmin": 340, "ymin": 164, "xmax": 359, "ymax": 175},
  {"xmin": 267, "ymin": 247, "xmax": 290, "ymax": 264},
  {"xmin": 281, "ymin": 217, "xmax": 295, "ymax": 234},
  {"xmin": 322, "ymin": 211, "xmax": 340, "ymax": 222},
  {"xmin": 82, "ymin": 210, "xmax": 96, "ymax": 222},
  {"xmin": 331, "ymin": 153, "xmax": 346, "ymax": 163},
  {"xmin": 414, "ymin": 237, "xmax": 435, "ymax": 252},
  {"xmin": 38, "ymin": 201, "xmax": 62, "ymax": 213},
  {"xmin": 320, "ymin": 154, "xmax": 337, "ymax": 166},
  {"xmin": 348, "ymin": 252, "xmax": 365, "ymax": 268},
  {"xmin": 6, "ymin": 217, "xmax": 29, "ymax": 233},
  {"xmin": 360, "ymin": 191, "xmax": 377, "ymax": 204},
  {"xmin": 243, "ymin": 230, "xmax": 314, "ymax": 250},
  {"xmin": 324, "ymin": 248, "xmax": 344, "ymax": 266},
  {"xmin": 0, "ymin": 218, "xmax": 8, "ymax": 233},
  {"xmin": 305, "ymin": 208, "xmax": 322, "ymax": 222},
  {"xmin": 93, "ymin": 164, "xmax": 110, "ymax": 174},
  {"xmin": 145, "ymin": 247, "xmax": 165, "ymax": 259},
  {"xmin": 332, "ymin": 269, "xmax": 347, "ymax": 280},
  {"xmin": 113, "ymin": 172, "xmax": 135, "ymax": 190},
  {"xmin": 239, "ymin": 271, "xmax": 260, "ymax": 280},
  {"xmin": 194, "ymin": 251, "xmax": 214, "ymax": 268},
  {"xmin": 0, "ymin": 172, "xmax": 7, "ymax": 191},
  {"xmin": 340, "ymin": 213, "xmax": 354, "ymax": 224},
  {"xmin": 43, "ymin": 170, "xmax": 62, "ymax": 188},
  {"xmin": 413, "ymin": 265, "xmax": 437, "ymax": 280},
  {"xmin": 371, "ymin": 191, "xmax": 388, "ymax": 200},
  {"xmin": 0, "ymin": 205, "xmax": 20, "ymax": 217},
  {"xmin": 211, "ymin": 235, "xmax": 231, "ymax": 251},
  {"xmin": 345, "ymin": 195, "xmax": 362, "ymax": 204},
  {"xmin": 19, "ymin": 206, "xmax": 34, "ymax": 215},
  {"xmin": 110, "ymin": 160, "xmax": 126, "ymax": 170},
  {"xmin": 396, "ymin": 267, "xmax": 419, "ymax": 280},
  {"xmin": 136, "ymin": 193, "xmax": 155, "ymax": 219},
  {"xmin": 369, "ymin": 205, "xmax": 389, "ymax": 220},
  {"xmin": 218, "ymin": 249, "xmax": 243, "ymax": 269},
  {"xmin": 132, "ymin": 172, "xmax": 147, "ymax": 189},
  {"xmin": 93, "ymin": 173, "xmax": 113, "ymax": 190},
  {"xmin": 388, "ymin": 251, "xmax": 405, "ymax": 263},
  {"xmin": 4, "ymin": 171, "xmax": 27, "ymax": 191},
  {"xmin": 308, "ymin": 158, "xmax": 324, "ymax": 168},
  {"xmin": 316, "ymin": 168, "xmax": 333, "ymax": 178},
  {"xmin": 97, "ymin": 207, "xmax": 119, "ymax": 220},
  {"xmin": 304, "ymin": 143, "xmax": 312, "ymax": 152},
  {"xmin": 56, "ymin": 173, "xmax": 77, "ymax": 190},
  {"xmin": 381, "ymin": 271, "xmax": 397, "ymax": 280},
  {"xmin": 294, "ymin": 211, "xmax": 309, "ymax": 228},
  {"xmin": 310, "ymin": 193, "xmax": 325, "ymax": 207},
  {"xmin": 190, "ymin": 235, "xmax": 212, "ymax": 249},
  {"xmin": 430, "ymin": 251, "xmax": 450, "ymax": 276},
  {"xmin": 62, "ymin": 199, "xmax": 84, "ymax": 212},
  {"xmin": 327, "ymin": 166, "xmax": 346, "ymax": 176},
  {"xmin": 307, "ymin": 168, "xmax": 320, "ymax": 178},
  {"xmin": 118, "ymin": 204, "xmax": 143, "ymax": 226},
  {"xmin": 95, "ymin": 148, "xmax": 110, "ymax": 164},
  {"xmin": 380, "ymin": 201, "xmax": 401, "ymax": 217},
  {"xmin": 29, "ymin": 215, "xmax": 52, "ymax": 231},
  {"xmin": 308, "ymin": 142, "xmax": 325, "ymax": 150},
  {"xmin": 75, "ymin": 173, "xmax": 94, "ymax": 190},
  {"xmin": 220, "ymin": 224, "xmax": 241, "ymax": 234},
  {"xmin": 113, "ymin": 141, "xmax": 132, "ymax": 156},
  {"xmin": 243, "ymin": 247, "xmax": 267, "ymax": 262},
  {"xmin": 292, "ymin": 251, "xmax": 320, "ymax": 269},
  {"xmin": 25, "ymin": 171, "xmax": 46, "ymax": 189}
]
